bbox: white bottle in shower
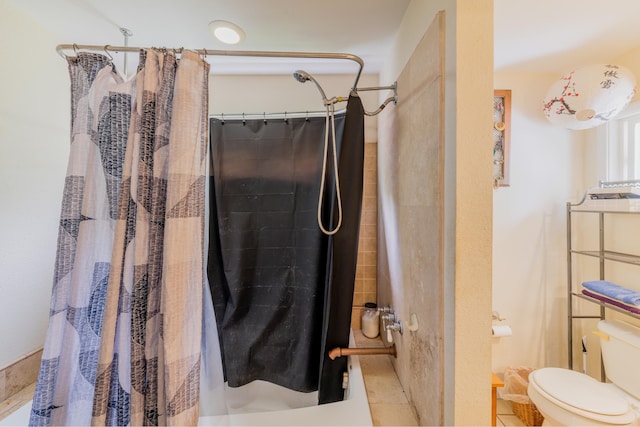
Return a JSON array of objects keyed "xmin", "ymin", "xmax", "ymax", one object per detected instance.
[{"xmin": 362, "ymin": 302, "xmax": 380, "ymax": 338}]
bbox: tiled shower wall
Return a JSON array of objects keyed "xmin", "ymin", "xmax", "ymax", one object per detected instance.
[
  {"xmin": 376, "ymin": 12, "xmax": 446, "ymax": 426},
  {"xmin": 351, "ymin": 142, "xmax": 378, "ymax": 330}
]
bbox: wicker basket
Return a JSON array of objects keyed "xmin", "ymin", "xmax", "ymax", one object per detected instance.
[{"xmin": 512, "ymin": 401, "xmax": 544, "ymax": 426}]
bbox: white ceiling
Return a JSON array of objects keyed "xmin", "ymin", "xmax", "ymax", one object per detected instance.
[
  {"xmin": 8, "ymin": 0, "xmax": 410, "ymax": 75},
  {"xmin": 494, "ymin": 0, "xmax": 640, "ymax": 74},
  {"xmin": 9, "ymin": 1, "xmax": 640, "ymax": 77}
]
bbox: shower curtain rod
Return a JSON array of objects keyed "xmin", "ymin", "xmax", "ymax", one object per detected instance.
[
  {"xmin": 209, "ymin": 85, "xmax": 396, "ymax": 119},
  {"xmin": 56, "ymin": 44, "xmax": 398, "ymax": 115},
  {"xmin": 55, "ymin": 43, "xmax": 364, "ymax": 91},
  {"xmin": 210, "ymin": 109, "xmax": 347, "ymax": 122}
]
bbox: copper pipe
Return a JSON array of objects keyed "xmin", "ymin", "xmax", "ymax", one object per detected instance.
[{"xmin": 328, "ymin": 344, "xmax": 396, "ymax": 360}]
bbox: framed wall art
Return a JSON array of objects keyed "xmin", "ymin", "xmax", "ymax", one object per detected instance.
[{"xmin": 493, "ymin": 89, "xmax": 511, "ymax": 187}]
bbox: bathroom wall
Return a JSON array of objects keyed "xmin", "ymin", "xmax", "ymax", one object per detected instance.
[
  {"xmin": 569, "ymin": 48, "xmax": 640, "ymax": 375},
  {"xmin": 616, "ymin": 46, "xmax": 640, "ymax": 104},
  {"xmin": 378, "ymin": 1, "xmax": 494, "ymax": 425},
  {"xmin": 377, "ymin": 12, "xmax": 446, "ymax": 426},
  {"xmin": 492, "ymin": 45, "xmax": 640, "ymax": 377},
  {"xmin": 0, "ymin": 0, "xmax": 382, "ymax": 375},
  {"xmin": 0, "ymin": 3, "xmax": 69, "ymax": 369},
  {"xmin": 452, "ymin": 4, "xmax": 494, "ymax": 424},
  {"xmin": 603, "ymin": 45, "xmax": 640, "ymax": 327},
  {"xmin": 491, "ymin": 72, "xmax": 587, "ymax": 374}
]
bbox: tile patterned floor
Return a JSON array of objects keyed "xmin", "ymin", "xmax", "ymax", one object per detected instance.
[{"xmin": 496, "ymin": 398, "xmax": 527, "ymax": 426}]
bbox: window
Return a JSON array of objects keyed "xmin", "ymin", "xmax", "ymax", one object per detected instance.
[{"xmin": 606, "ymin": 101, "xmax": 640, "ymax": 182}]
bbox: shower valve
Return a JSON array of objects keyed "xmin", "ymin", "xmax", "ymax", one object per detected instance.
[
  {"xmin": 382, "ymin": 311, "xmax": 402, "ymax": 335},
  {"xmin": 381, "ymin": 312, "xmax": 396, "ymax": 323},
  {"xmin": 378, "ymin": 305, "xmax": 392, "ymax": 314},
  {"xmin": 384, "ymin": 318, "xmax": 403, "ymax": 343},
  {"xmin": 385, "ymin": 320, "xmax": 403, "ymax": 334},
  {"xmin": 379, "ymin": 307, "xmax": 402, "ymax": 342}
]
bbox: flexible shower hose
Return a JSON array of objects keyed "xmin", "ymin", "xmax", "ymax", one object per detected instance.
[{"xmin": 317, "ymin": 101, "xmax": 343, "ymax": 235}]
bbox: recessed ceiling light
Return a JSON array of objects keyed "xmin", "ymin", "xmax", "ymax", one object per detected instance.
[{"xmin": 208, "ymin": 20, "xmax": 245, "ymax": 45}]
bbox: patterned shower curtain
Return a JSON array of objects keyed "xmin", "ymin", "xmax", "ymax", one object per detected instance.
[{"xmin": 30, "ymin": 49, "xmax": 212, "ymax": 426}]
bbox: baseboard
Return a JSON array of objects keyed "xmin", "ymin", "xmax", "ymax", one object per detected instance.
[{"xmin": 0, "ymin": 348, "xmax": 42, "ymax": 402}]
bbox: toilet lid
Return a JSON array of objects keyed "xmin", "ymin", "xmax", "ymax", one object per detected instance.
[{"xmin": 531, "ymin": 368, "xmax": 631, "ymax": 417}]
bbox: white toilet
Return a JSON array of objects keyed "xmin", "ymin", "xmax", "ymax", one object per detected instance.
[{"xmin": 528, "ymin": 319, "xmax": 640, "ymax": 426}]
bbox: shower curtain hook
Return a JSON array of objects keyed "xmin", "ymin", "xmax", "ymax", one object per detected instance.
[
  {"xmin": 242, "ymin": 113, "xmax": 246, "ymax": 126},
  {"xmin": 221, "ymin": 112, "xmax": 225, "ymax": 125},
  {"xmin": 284, "ymin": 112, "xmax": 288, "ymax": 124},
  {"xmin": 305, "ymin": 111, "xmax": 309, "ymax": 122},
  {"xmin": 103, "ymin": 45, "xmax": 114, "ymax": 61},
  {"xmin": 263, "ymin": 112, "xmax": 267, "ymax": 125},
  {"xmin": 73, "ymin": 44, "xmax": 79, "ymax": 56}
]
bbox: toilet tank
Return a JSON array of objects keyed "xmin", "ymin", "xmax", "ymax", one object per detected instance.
[{"xmin": 598, "ymin": 319, "xmax": 640, "ymax": 399}]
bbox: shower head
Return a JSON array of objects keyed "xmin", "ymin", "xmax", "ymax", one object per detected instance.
[
  {"xmin": 293, "ymin": 70, "xmax": 311, "ymax": 83},
  {"xmin": 292, "ymin": 69, "xmax": 328, "ymax": 102}
]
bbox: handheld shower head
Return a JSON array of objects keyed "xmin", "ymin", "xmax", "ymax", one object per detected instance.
[
  {"xmin": 292, "ymin": 69, "xmax": 327, "ymax": 102},
  {"xmin": 293, "ymin": 70, "xmax": 311, "ymax": 83}
]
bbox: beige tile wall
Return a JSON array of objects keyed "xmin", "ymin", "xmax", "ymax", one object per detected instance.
[
  {"xmin": 376, "ymin": 12, "xmax": 446, "ymax": 426},
  {"xmin": 0, "ymin": 349, "xmax": 41, "ymax": 403},
  {"xmin": 351, "ymin": 142, "xmax": 378, "ymax": 330}
]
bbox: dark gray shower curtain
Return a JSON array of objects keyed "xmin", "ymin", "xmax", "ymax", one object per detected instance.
[{"xmin": 207, "ymin": 95, "xmax": 364, "ymax": 403}]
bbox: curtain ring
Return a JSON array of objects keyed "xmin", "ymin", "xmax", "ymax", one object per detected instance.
[
  {"xmin": 73, "ymin": 44, "xmax": 79, "ymax": 56},
  {"xmin": 284, "ymin": 111, "xmax": 288, "ymax": 124},
  {"xmin": 263, "ymin": 112, "xmax": 267, "ymax": 125},
  {"xmin": 103, "ymin": 45, "xmax": 114, "ymax": 61},
  {"xmin": 242, "ymin": 112, "xmax": 246, "ymax": 126},
  {"xmin": 221, "ymin": 113, "xmax": 225, "ymax": 126}
]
